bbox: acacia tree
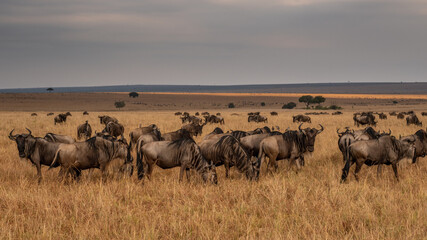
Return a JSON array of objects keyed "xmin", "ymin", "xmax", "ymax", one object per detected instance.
[
  {"xmin": 298, "ymin": 95, "xmax": 314, "ymax": 109},
  {"xmin": 115, "ymin": 101, "xmax": 126, "ymax": 110},
  {"xmin": 313, "ymin": 96, "xmax": 326, "ymax": 105}
]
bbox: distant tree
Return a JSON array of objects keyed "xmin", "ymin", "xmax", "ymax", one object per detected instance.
[
  {"xmin": 46, "ymin": 88, "xmax": 54, "ymax": 92},
  {"xmin": 114, "ymin": 101, "xmax": 126, "ymax": 109},
  {"xmin": 312, "ymin": 96, "xmax": 326, "ymax": 105},
  {"xmin": 228, "ymin": 102, "xmax": 235, "ymax": 108},
  {"xmin": 282, "ymin": 102, "xmax": 296, "ymax": 109},
  {"xmin": 329, "ymin": 105, "xmax": 342, "ymax": 110},
  {"xmin": 129, "ymin": 92, "xmax": 139, "ymax": 98},
  {"xmin": 392, "ymin": 100, "xmax": 398, "ymax": 104},
  {"xmin": 299, "ymin": 95, "xmax": 314, "ymax": 109},
  {"xmin": 260, "ymin": 102, "xmax": 266, "ymax": 107}
]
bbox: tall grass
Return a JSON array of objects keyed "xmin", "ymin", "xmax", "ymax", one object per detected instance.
[{"xmin": 0, "ymin": 111, "xmax": 425, "ymax": 239}]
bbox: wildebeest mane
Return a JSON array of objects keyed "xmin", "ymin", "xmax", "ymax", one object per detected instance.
[
  {"xmin": 364, "ymin": 127, "xmax": 378, "ymax": 139},
  {"xmin": 282, "ymin": 130, "xmax": 307, "ymax": 153},
  {"xmin": 415, "ymin": 130, "xmax": 426, "ymax": 142}
]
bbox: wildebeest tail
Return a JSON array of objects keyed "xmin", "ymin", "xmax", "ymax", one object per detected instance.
[
  {"xmin": 136, "ymin": 145, "xmax": 144, "ymax": 180},
  {"xmin": 49, "ymin": 149, "xmax": 61, "ymax": 170},
  {"xmin": 341, "ymin": 145, "xmax": 351, "ymax": 183},
  {"xmin": 257, "ymin": 142, "xmax": 265, "ymax": 169}
]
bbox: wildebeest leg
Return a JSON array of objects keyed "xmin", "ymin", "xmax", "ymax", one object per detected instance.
[
  {"xmin": 392, "ymin": 163, "xmax": 399, "ymax": 181},
  {"xmin": 186, "ymin": 168, "xmax": 191, "ymax": 182},
  {"xmin": 179, "ymin": 165, "xmax": 185, "ymax": 182},
  {"xmin": 224, "ymin": 161, "xmax": 230, "ymax": 178},
  {"xmin": 146, "ymin": 162, "xmax": 154, "ymax": 180},
  {"xmin": 35, "ymin": 162, "xmax": 42, "ymax": 183},
  {"xmin": 377, "ymin": 164, "xmax": 382, "ymax": 178},
  {"xmin": 353, "ymin": 162, "xmax": 363, "ymax": 182},
  {"xmin": 267, "ymin": 154, "xmax": 278, "ymax": 173},
  {"xmin": 100, "ymin": 165, "xmax": 108, "ymax": 181}
]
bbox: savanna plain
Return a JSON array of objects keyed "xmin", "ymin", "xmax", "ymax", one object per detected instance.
[{"xmin": 0, "ymin": 93, "xmax": 426, "ymax": 239}]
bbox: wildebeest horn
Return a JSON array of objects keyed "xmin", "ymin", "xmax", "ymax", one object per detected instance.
[
  {"xmin": 298, "ymin": 123, "xmax": 303, "ymax": 131},
  {"xmin": 318, "ymin": 124, "xmax": 324, "ymax": 134},
  {"xmin": 25, "ymin": 128, "xmax": 32, "ymax": 137},
  {"xmin": 336, "ymin": 128, "xmax": 341, "ymax": 134},
  {"xmin": 387, "ymin": 129, "xmax": 391, "ymax": 135},
  {"xmin": 9, "ymin": 129, "xmax": 18, "ymax": 140}
]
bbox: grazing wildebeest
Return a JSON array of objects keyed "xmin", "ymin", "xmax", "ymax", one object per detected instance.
[
  {"xmin": 200, "ymin": 135, "xmax": 260, "ymax": 180},
  {"xmin": 353, "ymin": 112, "xmax": 376, "ymax": 127},
  {"xmin": 292, "ymin": 114, "xmax": 311, "ymax": 123},
  {"xmin": 44, "ymin": 133, "xmax": 75, "ymax": 144},
  {"xmin": 248, "ymin": 115, "xmax": 268, "ymax": 123},
  {"xmin": 162, "ymin": 129, "xmax": 193, "ymax": 141},
  {"xmin": 137, "ymin": 138, "xmax": 218, "ymax": 184},
  {"xmin": 341, "ymin": 135, "xmax": 415, "ymax": 182},
  {"xmin": 103, "ymin": 122, "xmax": 125, "ymax": 138},
  {"xmin": 258, "ymin": 124, "xmax": 324, "ymax": 172},
  {"xmin": 54, "ymin": 112, "xmax": 72, "ymax": 125},
  {"xmin": 406, "ymin": 114, "xmax": 422, "ymax": 126},
  {"xmin": 270, "ymin": 112, "xmax": 278, "ymax": 116},
  {"xmin": 129, "ymin": 124, "xmax": 161, "ymax": 150},
  {"xmin": 47, "ymin": 112, "xmax": 54, "ymax": 116},
  {"xmin": 98, "ymin": 115, "xmax": 118, "ymax": 126},
  {"xmin": 337, "ymin": 128, "xmax": 355, "ymax": 162},
  {"xmin": 397, "ymin": 113, "xmax": 405, "ymax": 119},
  {"xmin": 83, "ymin": 111, "xmax": 89, "ymax": 115},
  {"xmin": 204, "ymin": 115, "xmax": 225, "ymax": 124},
  {"xmin": 9, "ymin": 129, "xmax": 62, "ymax": 183},
  {"xmin": 31, "ymin": 113, "xmax": 37, "ymax": 116},
  {"xmin": 77, "ymin": 120, "xmax": 92, "ymax": 140},
  {"xmin": 400, "ymin": 129, "xmax": 427, "ymax": 163},
  {"xmin": 49, "ymin": 137, "xmax": 132, "ymax": 180},
  {"xmin": 181, "ymin": 123, "xmax": 206, "ymax": 137}
]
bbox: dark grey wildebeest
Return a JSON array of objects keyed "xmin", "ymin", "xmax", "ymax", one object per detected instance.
[
  {"xmin": 258, "ymin": 124, "xmax": 324, "ymax": 172},
  {"xmin": 406, "ymin": 114, "xmax": 422, "ymax": 126},
  {"xmin": 353, "ymin": 113, "xmax": 376, "ymax": 127},
  {"xmin": 400, "ymin": 129, "xmax": 427, "ymax": 163},
  {"xmin": 162, "ymin": 129, "xmax": 193, "ymax": 141},
  {"xmin": 341, "ymin": 135, "xmax": 415, "ymax": 182},
  {"xmin": 200, "ymin": 134, "xmax": 260, "ymax": 180},
  {"xmin": 49, "ymin": 137, "xmax": 132, "ymax": 181},
  {"xmin": 77, "ymin": 120, "xmax": 92, "ymax": 140},
  {"xmin": 102, "ymin": 122, "xmax": 125, "ymax": 138},
  {"xmin": 9, "ymin": 129, "xmax": 62, "ymax": 183},
  {"xmin": 137, "ymin": 138, "xmax": 218, "ymax": 184},
  {"xmin": 337, "ymin": 128, "xmax": 356, "ymax": 162},
  {"xmin": 181, "ymin": 123, "xmax": 206, "ymax": 137},
  {"xmin": 129, "ymin": 124, "xmax": 161, "ymax": 151},
  {"xmin": 248, "ymin": 114, "xmax": 268, "ymax": 123},
  {"xmin": 54, "ymin": 112, "xmax": 71, "ymax": 125},
  {"xmin": 292, "ymin": 114, "xmax": 311, "ymax": 123},
  {"xmin": 240, "ymin": 132, "xmax": 283, "ymax": 158},
  {"xmin": 98, "ymin": 115, "xmax": 118, "ymax": 126},
  {"xmin": 44, "ymin": 133, "xmax": 75, "ymax": 144}
]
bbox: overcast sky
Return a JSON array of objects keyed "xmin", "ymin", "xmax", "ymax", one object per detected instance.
[{"xmin": 1, "ymin": 0, "xmax": 426, "ymax": 88}]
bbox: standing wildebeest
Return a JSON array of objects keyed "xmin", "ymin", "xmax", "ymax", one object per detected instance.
[
  {"xmin": 162, "ymin": 129, "xmax": 193, "ymax": 141},
  {"xmin": 258, "ymin": 124, "xmax": 324, "ymax": 172},
  {"xmin": 103, "ymin": 122, "xmax": 125, "ymax": 138},
  {"xmin": 406, "ymin": 114, "xmax": 422, "ymax": 126},
  {"xmin": 9, "ymin": 129, "xmax": 62, "ymax": 183},
  {"xmin": 181, "ymin": 123, "xmax": 206, "ymax": 137},
  {"xmin": 174, "ymin": 112, "xmax": 182, "ymax": 116},
  {"xmin": 201, "ymin": 112, "xmax": 210, "ymax": 116},
  {"xmin": 204, "ymin": 115, "xmax": 225, "ymax": 125},
  {"xmin": 83, "ymin": 111, "xmax": 89, "ymax": 115},
  {"xmin": 389, "ymin": 111, "xmax": 397, "ymax": 116},
  {"xmin": 44, "ymin": 133, "xmax": 75, "ymax": 144},
  {"xmin": 353, "ymin": 112, "xmax": 376, "ymax": 127},
  {"xmin": 397, "ymin": 113, "xmax": 405, "ymax": 119},
  {"xmin": 400, "ymin": 129, "xmax": 427, "ymax": 163},
  {"xmin": 200, "ymin": 134, "xmax": 260, "ymax": 180},
  {"xmin": 337, "ymin": 128, "xmax": 355, "ymax": 162},
  {"xmin": 129, "ymin": 124, "xmax": 161, "ymax": 150},
  {"xmin": 341, "ymin": 135, "xmax": 415, "ymax": 182},
  {"xmin": 378, "ymin": 113, "xmax": 387, "ymax": 119},
  {"xmin": 31, "ymin": 113, "xmax": 37, "ymax": 116},
  {"xmin": 240, "ymin": 132, "xmax": 283, "ymax": 158},
  {"xmin": 293, "ymin": 114, "xmax": 311, "ymax": 123},
  {"xmin": 47, "ymin": 112, "xmax": 54, "ymax": 116},
  {"xmin": 422, "ymin": 112, "xmax": 427, "ymax": 116},
  {"xmin": 332, "ymin": 111, "xmax": 343, "ymax": 115},
  {"xmin": 181, "ymin": 115, "xmax": 203, "ymax": 125},
  {"xmin": 270, "ymin": 112, "xmax": 278, "ymax": 116},
  {"xmin": 137, "ymin": 138, "xmax": 218, "ymax": 184},
  {"xmin": 54, "ymin": 112, "xmax": 72, "ymax": 125},
  {"xmin": 77, "ymin": 120, "xmax": 92, "ymax": 140},
  {"xmin": 248, "ymin": 115, "xmax": 268, "ymax": 123},
  {"xmin": 98, "ymin": 115, "xmax": 118, "ymax": 126},
  {"xmin": 49, "ymin": 137, "xmax": 132, "ymax": 180}
]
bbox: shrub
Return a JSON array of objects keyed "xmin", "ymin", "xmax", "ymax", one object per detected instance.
[
  {"xmin": 129, "ymin": 92, "xmax": 139, "ymax": 98},
  {"xmin": 114, "ymin": 101, "xmax": 126, "ymax": 109},
  {"xmin": 260, "ymin": 102, "xmax": 266, "ymax": 107},
  {"xmin": 228, "ymin": 103, "xmax": 235, "ymax": 108},
  {"xmin": 282, "ymin": 102, "xmax": 296, "ymax": 109}
]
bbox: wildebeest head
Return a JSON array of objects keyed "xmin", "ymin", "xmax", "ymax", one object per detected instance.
[
  {"xmin": 336, "ymin": 127, "xmax": 354, "ymax": 137},
  {"xmin": 298, "ymin": 123, "xmax": 324, "ymax": 152},
  {"xmin": 400, "ymin": 134, "xmax": 419, "ymax": 163},
  {"xmin": 248, "ymin": 157, "xmax": 261, "ymax": 181},
  {"xmin": 9, "ymin": 128, "xmax": 33, "ymax": 158},
  {"xmin": 394, "ymin": 137, "xmax": 416, "ymax": 162},
  {"xmin": 201, "ymin": 162, "xmax": 218, "ymax": 184}
]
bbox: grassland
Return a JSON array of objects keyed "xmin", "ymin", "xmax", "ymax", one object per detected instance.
[{"xmin": 0, "ymin": 109, "xmax": 426, "ymax": 239}]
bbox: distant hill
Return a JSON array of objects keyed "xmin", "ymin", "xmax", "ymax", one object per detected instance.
[{"xmin": 0, "ymin": 82, "xmax": 426, "ymax": 94}]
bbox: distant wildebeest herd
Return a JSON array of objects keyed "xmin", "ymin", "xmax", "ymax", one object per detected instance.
[{"xmin": 10, "ymin": 110, "xmax": 426, "ymax": 184}]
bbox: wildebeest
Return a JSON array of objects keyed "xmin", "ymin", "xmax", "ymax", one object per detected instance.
[
  {"xmin": 389, "ymin": 111, "xmax": 397, "ymax": 116},
  {"xmin": 332, "ymin": 111, "xmax": 343, "ymax": 115},
  {"xmin": 216, "ymin": 112, "xmax": 221, "ymax": 116},
  {"xmin": 9, "ymin": 129, "xmax": 62, "ymax": 183},
  {"xmin": 77, "ymin": 120, "xmax": 92, "ymax": 140},
  {"xmin": 292, "ymin": 114, "xmax": 311, "ymax": 123},
  {"xmin": 54, "ymin": 112, "xmax": 72, "ymax": 125},
  {"xmin": 341, "ymin": 135, "xmax": 415, "ymax": 182},
  {"xmin": 353, "ymin": 112, "xmax": 376, "ymax": 127},
  {"xmin": 406, "ymin": 114, "xmax": 422, "ymax": 126},
  {"xmin": 162, "ymin": 129, "xmax": 192, "ymax": 141},
  {"xmin": 422, "ymin": 112, "xmax": 427, "ymax": 116},
  {"xmin": 195, "ymin": 112, "xmax": 200, "ymax": 116},
  {"xmin": 49, "ymin": 137, "xmax": 132, "ymax": 180},
  {"xmin": 270, "ymin": 112, "xmax": 278, "ymax": 116},
  {"xmin": 83, "ymin": 111, "xmax": 89, "ymax": 115},
  {"xmin": 201, "ymin": 112, "xmax": 210, "ymax": 116},
  {"xmin": 200, "ymin": 134, "xmax": 260, "ymax": 180},
  {"xmin": 129, "ymin": 124, "xmax": 161, "ymax": 150},
  {"xmin": 137, "ymin": 138, "xmax": 218, "ymax": 184},
  {"xmin": 353, "ymin": 127, "xmax": 383, "ymax": 141},
  {"xmin": 102, "ymin": 122, "xmax": 125, "ymax": 138},
  {"xmin": 204, "ymin": 115, "xmax": 225, "ymax": 124},
  {"xmin": 378, "ymin": 113, "xmax": 387, "ymax": 119},
  {"xmin": 31, "ymin": 113, "xmax": 37, "ymax": 116},
  {"xmin": 400, "ymin": 129, "xmax": 427, "ymax": 163},
  {"xmin": 47, "ymin": 112, "xmax": 54, "ymax": 116},
  {"xmin": 181, "ymin": 123, "xmax": 206, "ymax": 137},
  {"xmin": 240, "ymin": 131, "xmax": 283, "ymax": 158},
  {"xmin": 248, "ymin": 114, "xmax": 268, "ymax": 123},
  {"xmin": 181, "ymin": 115, "xmax": 202, "ymax": 125},
  {"xmin": 258, "ymin": 124, "xmax": 324, "ymax": 172},
  {"xmin": 174, "ymin": 112, "xmax": 182, "ymax": 116},
  {"xmin": 397, "ymin": 113, "xmax": 405, "ymax": 119},
  {"xmin": 98, "ymin": 115, "xmax": 118, "ymax": 126},
  {"xmin": 44, "ymin": 133, "xmax": 76, "ymax": 144},
  {"xmin": 337, "ymin": 128, "xmax": 355, "ymax": 162}
]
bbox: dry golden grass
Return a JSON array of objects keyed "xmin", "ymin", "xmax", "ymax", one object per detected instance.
[{"xmin": 0, "ymin": 110, "xmax": 426, "ymax": 239}]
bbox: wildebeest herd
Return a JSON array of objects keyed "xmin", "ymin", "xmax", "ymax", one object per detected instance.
[{"xmin": 10, "ymin": 111, "xmax": 426, "ymax": 185}]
